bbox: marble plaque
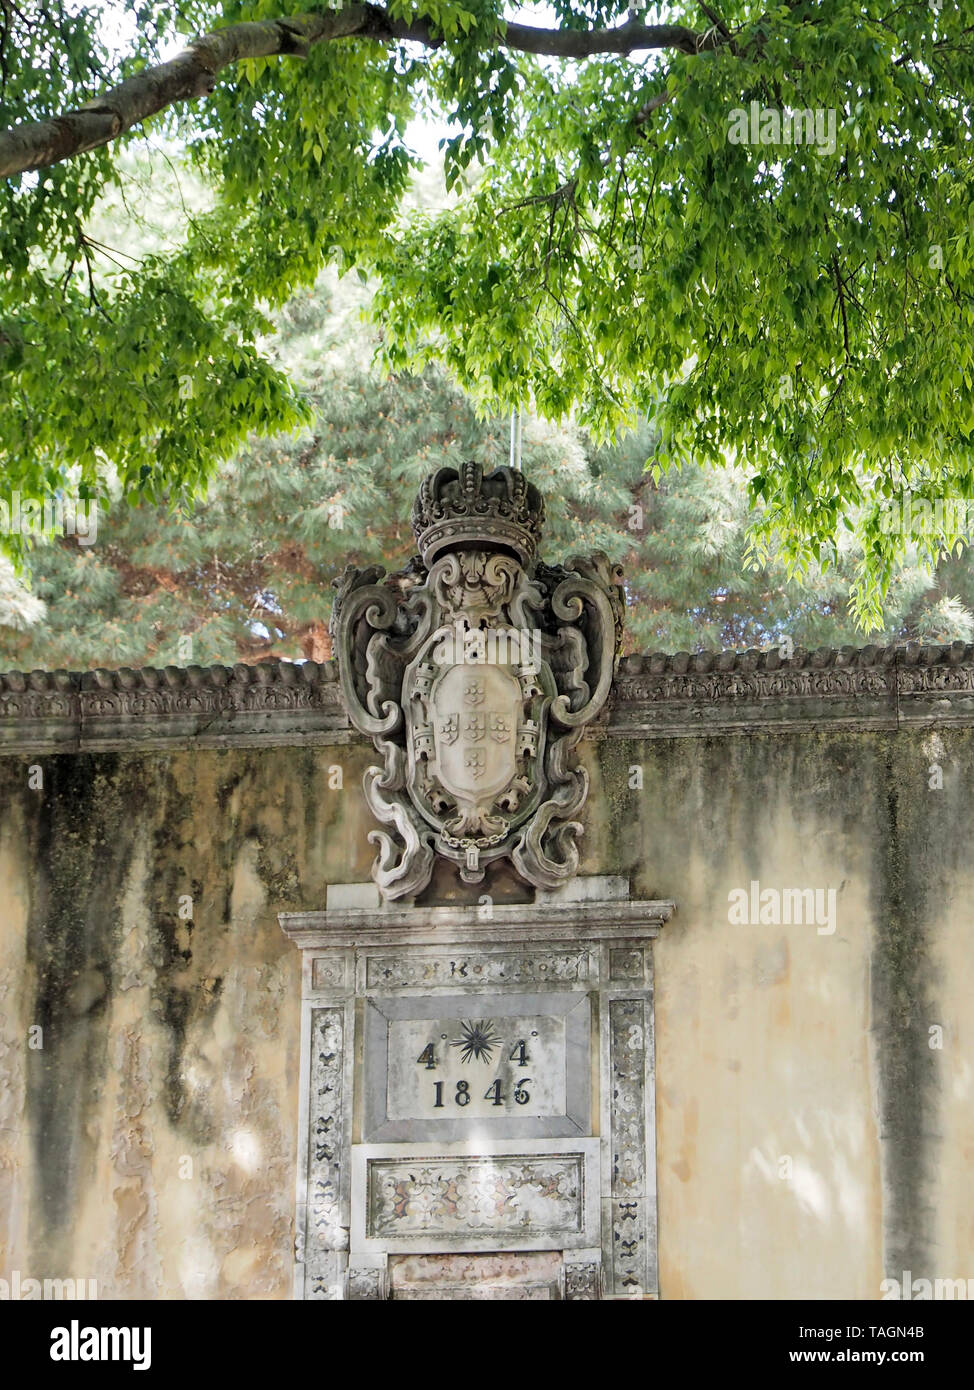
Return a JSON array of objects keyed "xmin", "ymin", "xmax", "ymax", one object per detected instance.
[
  {"xmin": 387, "ymin": 1012, "xmax": 566, "ymax": 1120},
  {"xmin": 361, "ymin": 991, "xmax": 591, "ymax": 1141}
]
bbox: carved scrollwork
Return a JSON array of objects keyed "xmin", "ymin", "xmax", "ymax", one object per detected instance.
[
  {"xmin": 564, "ymin": 1259, "xmax": 604, "ymax": 1301},
  {"xmin": 549, "ymin": 573, "xmax": 617, "ymax": 728},
  {"xmin": 345, "ymin": 1264, "xmax": 388, "ymax": 1301},
  {"xmin": 332, "ymin": 462, "xmax": 622, "ymax": 899}
]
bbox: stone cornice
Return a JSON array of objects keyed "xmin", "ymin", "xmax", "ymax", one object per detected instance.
[
  {"xmin": 280, "ymin": 876, "xmax": 675, "ymax": 948},
  {"xmin": 3, "ymin": 641, "xmax": 974, "ymax": 752},
  {"xmin": 0, "ymin": 660, "xmax": 349, "ymax": 754},
  {"xmin": 607, "ymin": 640, "xmax": 974, "ymax": 737}
]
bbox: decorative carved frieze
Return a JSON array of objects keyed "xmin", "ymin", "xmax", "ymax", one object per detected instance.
[
  {"xmin": 363, "ymin": 949, "xmax": 594, "ymax": 990},
  {"xmin": 351, "ymin": 1139, "xmax": 602, "ymax": 1252},
  {"xmin": 389, "ymin": 1251, "xmax": 563, "ymax": 1300},
  {"xmin": 608, "ymin": 640, "xmax": 974, "ymax": 735},
  {"xmin": 608, "ymin": 999, "xmax": 649, "ymax": 1297},
  {"xmin": 305, "ymin": 1007, "xmax": 347, "ymax": 1299},
  {"xmin": 366, "ymin": 1153, "xmax": 585, "ymax": 1239},
  {"xmin": 0, "ymin": 660, "xmax": 346, "ymax": 751},
  {"xmin": 5, "ymin": 641, "xmax": 974, "ymax": 752}
]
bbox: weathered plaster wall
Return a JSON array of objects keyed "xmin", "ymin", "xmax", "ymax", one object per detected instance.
[
  {"xmin": 0, "ymin": 745, "xmax": 375, "ymax": 1299},
  {"xmin": 0, "ymin": 725, "xmax": 970, "ymax": 1298},
  {"xmin": 589, "ymin": 730, "xmax": 972, "ymax": 1300}
]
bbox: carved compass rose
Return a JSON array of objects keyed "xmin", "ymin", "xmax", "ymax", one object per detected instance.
[{"xmin": 451, "ymin": 1019, "xmax": 499, "ymax": 1065}]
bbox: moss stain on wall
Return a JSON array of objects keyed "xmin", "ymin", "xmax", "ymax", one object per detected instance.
[{"xmin": 0, "ymin": 724, "xmax": 970, "ymax": 1298}]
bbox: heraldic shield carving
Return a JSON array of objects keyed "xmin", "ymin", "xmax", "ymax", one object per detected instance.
[{"xmin": 331, "ymin": 463, "xmax": 624, "ymax": 900}]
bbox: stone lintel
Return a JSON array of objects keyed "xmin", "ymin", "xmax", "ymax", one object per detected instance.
[{"xmin": 279, "ymin": 885, "xmax": 674, "ymax": 951}]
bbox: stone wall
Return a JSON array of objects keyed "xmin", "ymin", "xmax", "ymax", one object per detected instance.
[{"xmin": 1, "ymin": 646, "xmax": 971, "ymax": 1298}]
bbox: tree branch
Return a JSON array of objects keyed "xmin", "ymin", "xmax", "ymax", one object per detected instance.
[
  {"xmin": 697, "ymin": 2, "xmax": 730, "ymax": 42},
  {"xmin": 0, "ymin": 5, "xmax": 714, "ymax": 179},
  {"xmin": 632, "ymin": 87, "xmax": 675, "ymax": 127}
]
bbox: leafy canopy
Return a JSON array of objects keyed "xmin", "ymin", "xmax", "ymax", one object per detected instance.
[
  {"xmin": 1, "ymin": 1, "xmax": 974, "ymax": 625},
  {"xmin": 5, "ymin": 268, "xmax": 972, "ymax": 673}
]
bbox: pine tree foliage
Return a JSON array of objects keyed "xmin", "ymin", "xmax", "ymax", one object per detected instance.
[{"xmin": 2, "ymin": 272, "xmax": 974, "ymax": 672}]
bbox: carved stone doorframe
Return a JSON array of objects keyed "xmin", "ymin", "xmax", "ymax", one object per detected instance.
[{"xmin": 280, "ymin": 876, "xmax": 674, "ymax": 1300}]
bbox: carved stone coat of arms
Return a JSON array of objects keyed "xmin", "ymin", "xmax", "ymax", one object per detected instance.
[{"xmin": 332, "ymin": 462, "xmax": 624, "ymax": 899}]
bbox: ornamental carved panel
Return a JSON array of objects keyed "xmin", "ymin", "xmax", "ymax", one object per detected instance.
[
  {"xmin": 281, "ymin": 883, "xmax": 674, "ymax": 1299},
  {"xmin": 331, "ymin": 462, "xmax": 624, "ymax": 899},
  {"xmin": 351, "ymin": 1139, "xmax": 601, "ymax": 1253}
]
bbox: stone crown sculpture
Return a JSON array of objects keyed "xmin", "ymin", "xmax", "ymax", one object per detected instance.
[
  {"xmin": 411, "ymin": 462, "xmax": 545, "ymax": 567},
  {"xmin": 333, "ymin": 462, "xmax": 624, "ymax": 900}
]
